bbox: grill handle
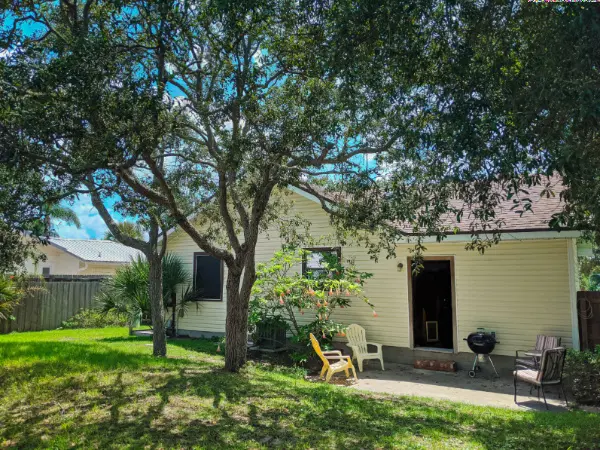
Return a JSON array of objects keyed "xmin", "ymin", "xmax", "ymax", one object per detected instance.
[{"xmin": 463, "ymin": 337, "xmax": 501, "ymax": 343}]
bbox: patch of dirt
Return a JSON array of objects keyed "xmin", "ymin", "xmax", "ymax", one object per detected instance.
[{"xmin": 304, "ymin": 374, "xmax": 358, "ymax": 387}]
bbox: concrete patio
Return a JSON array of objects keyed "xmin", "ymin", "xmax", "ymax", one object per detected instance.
[{"xmin": 348, "ymin": 362, "xmax": 574, "ymax": 412}]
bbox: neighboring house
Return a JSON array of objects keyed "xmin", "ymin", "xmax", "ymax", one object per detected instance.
[
  {"xmin": 166, "ymin": 182, "xmax": 588, "ymax": 369},
  {"xmin": 25, "ymin": 238, "xmax": 144, "ymax": 276}
]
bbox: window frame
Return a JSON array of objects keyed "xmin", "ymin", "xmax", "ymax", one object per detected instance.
[
  {"xmin": 192, "ymin": 252, "xmax": 224, "ymax": 302},
  {"xmin": 301, "ymin": 247, "xmax": 342, "ymax": 278}
]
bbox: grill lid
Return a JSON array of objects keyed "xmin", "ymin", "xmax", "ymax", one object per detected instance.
[{"xmin": 464, "ymin": 331, "xmax": 498, "ymax": 354}]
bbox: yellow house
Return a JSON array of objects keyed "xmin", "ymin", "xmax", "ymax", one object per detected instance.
[
  {"xmin": 26, "ymin": 238, "xmax": 144, "ymax": 276},
  {"xmin": 166, "ymin": 185, "xmax": 584, "ymax": 369}
]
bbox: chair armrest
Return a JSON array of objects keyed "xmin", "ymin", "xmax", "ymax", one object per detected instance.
[
  {"xmin": 367, "ymin": 342, "xmax": 383, "ymax": 350},
  {"xmin": 514, "ymin": 350, "xmax": 538, "ymax": 370},
  {"xmin": 324, "ymin": 355, "xmax": 352, "ymax": 363},
  {"xmin": 322, "ymin": 350, "xmax": 342, "ymax": 356}
]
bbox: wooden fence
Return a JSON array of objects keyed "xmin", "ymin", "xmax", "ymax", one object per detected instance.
[
  {"xmin": 578, "ymin": 291, "xmax": 600, "ymax": 351},
  {"xmin": 0, "ymin": 279, "xmax": 105, "ymax": 334}
]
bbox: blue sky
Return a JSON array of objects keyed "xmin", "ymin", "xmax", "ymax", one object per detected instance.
[{"xmin": 54, "ymin": 195, "xmax": 118, "ymax": 240}]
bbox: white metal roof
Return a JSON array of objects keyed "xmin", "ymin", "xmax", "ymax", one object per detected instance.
[{"xmin": 49, "ymin": 238, "xmax": 144, "ymax": 263}]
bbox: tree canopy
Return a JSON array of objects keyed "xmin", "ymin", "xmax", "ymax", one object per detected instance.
[
  {"xmin": 1, "ymin": 0, "xmax": 599, "ymax": 369},
  {"xmin": 317, "ymin": 2, "xmax": 600, "ymax": 254}
]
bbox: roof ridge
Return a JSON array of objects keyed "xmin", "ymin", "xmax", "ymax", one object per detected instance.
[{"xmin": 50, "ymin": 238, "xmax": 114, "ymax": 242}]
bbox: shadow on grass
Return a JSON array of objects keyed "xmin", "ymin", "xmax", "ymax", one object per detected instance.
[
  {"xmin": 1, "ymin": 337, "xmax": 600, "ymax": 449},
  {"xmin": 100, "ymin": 334, "xmax": 221, "ymax": 355},
  {"xmin": 0, "ymin": 337, "xmax": 213, "ymax": 388}
]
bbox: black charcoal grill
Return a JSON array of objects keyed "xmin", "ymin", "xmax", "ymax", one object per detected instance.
[{"xmin": 464, "ymin": 331, "xmax": 499, "ymax": 378}]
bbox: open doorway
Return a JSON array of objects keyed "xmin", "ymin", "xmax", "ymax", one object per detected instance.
[{"xmin": 410, "ymin": 259, "xmax": 454, "ymax": 350}]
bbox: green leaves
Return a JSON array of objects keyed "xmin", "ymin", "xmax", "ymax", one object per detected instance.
[
  {"xmin": 250, "ymin": 246, "xmax": 374, "ymax": 345},
  {"xmin": 0, "ymin": 275, "xmax": 24, "ymax": 321},
  {"xmin": 97, "ymin": 253, "xmax": 191, "ymax": 326}
]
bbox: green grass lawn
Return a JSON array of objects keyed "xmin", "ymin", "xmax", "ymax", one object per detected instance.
[{"xmin": 0, "ymin": 328, "xmax": 598, "ymax": 449}]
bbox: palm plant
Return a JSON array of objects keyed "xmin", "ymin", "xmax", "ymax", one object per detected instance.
[
  {"xmin": 0, "ymin": 276, "xmax": 23, "ymax": 321},
  {"xmin": 162, "ymin": 253, "xmax": 191, "ymax": 305},
  {"xmin": 103, "ymin": 221, "xmax": 144, "ymax": 241},
  {"xmin": 97, "ymin": 254, "xmax": 194, "ymax": 335},
  {"xmin": 29, "ymin": 203, "xmax": 81, "ymax": 237},
  {"xmin": 46, "ymin": 204, "xmax": 81, "ymax": 229},
  {"xmin": 97, "ymin": 256, "xmax": 150, "ymax": 334}
]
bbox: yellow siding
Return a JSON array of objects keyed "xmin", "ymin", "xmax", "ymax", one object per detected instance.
[
  {"xmin": 167, "ymin": 231, "xmax": 227, "ymax": 333},
  {"xmin": 398, "ymin": 240, "xmax": 572, "ymax": 356},
  {"xmin": 26, "ymin": 246, "xmax": 128, "ymax": 276},
  {"xmin": 79, "ymin": 263, "xmax": 121, "ymax": 275},
  {"xmin": 167, "ymin": 192, "xmax": 574, "ymax": 355},
  {"xmin": 26, "ymin": 246, "xmax": 82, "ymax": 275}
]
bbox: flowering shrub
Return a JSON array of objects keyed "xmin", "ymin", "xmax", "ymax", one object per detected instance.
[{"xmin": 250, "ymin": 247, "xmax": 374, "ymax": 348}]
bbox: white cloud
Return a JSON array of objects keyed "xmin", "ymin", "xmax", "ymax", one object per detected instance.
[
  {"xmin": 57, "ymin": 225, "xmax": 96, "ymax": 239},
  {"xmin": 53, "ymin": 194, "xmax": 111, "ymax": 240}
]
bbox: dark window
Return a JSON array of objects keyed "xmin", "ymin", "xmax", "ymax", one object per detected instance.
[
  {"xmin": 42, "ymin": 267, "xmax": 51, "ymax": 276},
  {"xmin": 193, "ymin": 253, "xmax": 222, "ymax": 301},
  {"xmin": 302, "ymin": 247, "xmax": 341, "ymax": 278}
]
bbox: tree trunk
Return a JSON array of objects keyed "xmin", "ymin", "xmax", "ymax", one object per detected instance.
[
  {"xmin": 224, "ymin": 270, "xmax": 249, "ymax": 372},
  {"xmin": 148, "ymin": 254, "xmax": 167, "ymax": 357}
]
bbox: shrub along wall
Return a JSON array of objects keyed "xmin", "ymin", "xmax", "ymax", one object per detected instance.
[
  {"xmin": 61, "ymin": 309, "xmax": 128, "ymax": 329},
  {"xmin": 565, "ymin": 346, "xmax": 600, "ymax": 405}
]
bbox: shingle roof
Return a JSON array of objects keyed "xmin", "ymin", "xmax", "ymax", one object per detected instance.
[
  {"xmin": 298, "ymin": 175, "xmax": 567, "ymax": 235},
  {"xmin": 418, "ymin": 179, "xmax": 566, "ymax": 234},
  {"xmin": 49, "ymin": 238, "xmax": 144, "ymax": 263}
]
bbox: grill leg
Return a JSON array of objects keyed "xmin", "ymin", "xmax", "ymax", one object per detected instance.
[
  {"xmin": 487, "ymin": 355, "xmax": 499, "ymax": 377},
  {"xmin": 472, "ymin": 354, "xmax": 478, "ymax": 371}
]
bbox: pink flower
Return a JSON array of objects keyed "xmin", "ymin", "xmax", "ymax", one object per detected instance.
[{"xmin": 372, "ymin": 311, "xmax": 378, "ymax": 318}]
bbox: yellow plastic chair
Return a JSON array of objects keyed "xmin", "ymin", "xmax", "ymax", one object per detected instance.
[{"xmin": 309, "ymin": 333, "xmax": 358, "ymax": 382}]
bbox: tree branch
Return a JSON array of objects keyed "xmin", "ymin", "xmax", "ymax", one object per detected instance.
[
  {"xmin": 217, "ymin": 172, "xmax": 242, "ymax": 254},
  {"xmin": 84, "ymin": 177, "xmax": 149, "ymax": 252}
]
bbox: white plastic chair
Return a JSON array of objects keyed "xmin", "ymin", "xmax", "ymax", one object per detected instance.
[{"xmin": 346, "ymin": 324, "xmax": 384, "ymax": 372}]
